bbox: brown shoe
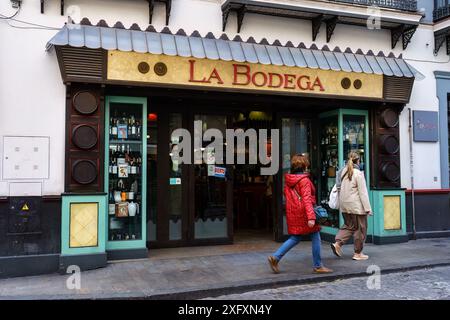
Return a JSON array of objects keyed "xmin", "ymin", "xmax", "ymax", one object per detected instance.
[
  {"xmin": 313, "ymin": 266, "xmax": 333, "ymax": 274},
  {"xmin": 267, "ymin": 256, "xmax": 279, "ymax": 274},
  {"xmin": 330, "ymin": 242, "xmax": 343, "ymax": 257}
]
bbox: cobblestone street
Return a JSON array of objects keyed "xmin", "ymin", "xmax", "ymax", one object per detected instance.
[{"xmin": 209, "ymin": 266, "xmax": 450, "ymax": 300}]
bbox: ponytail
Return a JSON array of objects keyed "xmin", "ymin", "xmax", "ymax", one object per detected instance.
[{"xmin": 346, "ymin": 151, "xmax": 360, "ymax": 181}]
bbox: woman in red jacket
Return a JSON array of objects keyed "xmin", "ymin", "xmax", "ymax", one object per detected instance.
[{"xmin": 268, "ymin": 154, "xmax": 333, "ymax": 274}]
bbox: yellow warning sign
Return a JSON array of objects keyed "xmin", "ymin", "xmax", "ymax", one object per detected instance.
[{"xmin": 21, "ymin": 204, "xmax": 29, "ymax": 211}]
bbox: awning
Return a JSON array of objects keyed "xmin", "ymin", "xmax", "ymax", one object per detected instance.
[
  {"xmin": 46, "ymin": 20, "xmax": 420, "ymax": 103},
  {"xmin": 47, "ymin": 22, "xmax": 417, "ymax": 78}
]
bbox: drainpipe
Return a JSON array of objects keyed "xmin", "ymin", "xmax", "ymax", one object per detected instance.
[{"xmin": 408, "ymin": 108, "xmax": 417, "ymax": 240}]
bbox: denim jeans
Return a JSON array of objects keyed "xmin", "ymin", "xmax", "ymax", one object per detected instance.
[{"xmin": 273, "ymin": 231, "xmax": 322, "ymax": 268}]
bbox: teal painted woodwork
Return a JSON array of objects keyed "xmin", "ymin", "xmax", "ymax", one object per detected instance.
[
  {"xmin": 105, "ymin": 96, "xmax": 147, "ymax": 251},
  {"xmin": 371, "ymin": 190, "xmax": 407, "ymax": 237},
  {"xmin": 61, "ymin": 194, "xmax": 107, "ymax": 255}
]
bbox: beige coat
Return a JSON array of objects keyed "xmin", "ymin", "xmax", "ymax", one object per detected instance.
[{"xmin": 339, "ymin": 167, "xmax": 371, "ymax": 215}]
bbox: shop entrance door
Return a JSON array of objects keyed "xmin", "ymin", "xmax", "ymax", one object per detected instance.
[
  {"xmin": 276, "ymin": 115, "xmax": 313, "ymax": 241},
  {"xmin": 188, "ymin": 114, "xmax": 233, "ymax": 244}
]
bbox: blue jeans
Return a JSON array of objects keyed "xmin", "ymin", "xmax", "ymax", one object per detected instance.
[{"xmin": 273, "ymin": 232, "xmax": 322, "ymax": 268}]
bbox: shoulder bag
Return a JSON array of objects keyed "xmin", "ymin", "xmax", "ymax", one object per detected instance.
[{"xmin": 292, "ymin": 179, "xmax": 328, "ymax": 223}]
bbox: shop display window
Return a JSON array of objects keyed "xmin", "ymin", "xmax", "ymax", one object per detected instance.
[
  {"xmin": 318, "ymin": 110, "xmax": 368, "ymax": 230},
  {"xmin": 106, "ymin": 102, "xmax": 144, "ymax": 242},
  {"xmin": 318, "ymin": 116, "xmax": 339, "ymax": 228},
  {"xmin": 343, "ymin": 115, "xmax": 366, "ymax": 173}
]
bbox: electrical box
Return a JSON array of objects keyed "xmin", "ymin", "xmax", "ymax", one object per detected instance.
[{"xmin": 2, "ymin": 136, "xmax": 50, "ymax": 180}]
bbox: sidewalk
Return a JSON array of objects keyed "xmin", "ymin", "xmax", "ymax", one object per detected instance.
[{"xmin": 0, "ymin": 238, "xmax": 449, "ymax": 300}]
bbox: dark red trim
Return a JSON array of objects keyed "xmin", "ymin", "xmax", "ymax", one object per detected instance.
[{"xmin": 406, "ymin": 189, "xmax": 450, "ymax": 194}]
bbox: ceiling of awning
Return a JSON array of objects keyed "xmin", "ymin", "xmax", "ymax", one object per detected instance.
[{"xmin": 46, "ymin": 20, "xmax": 420, "ymax": 79}]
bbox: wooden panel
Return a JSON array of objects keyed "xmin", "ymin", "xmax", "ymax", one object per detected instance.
[
  {"xmin": 384, "ymin": 195, "xmax": 401, "ymax": 230},
  {"xmin": 65, "ymin": 84, "xmax": 104, "ymax": 192},
  {"xmin": 57, "ymin": 46, "xmax": 105, "ymax": 82},
  {"xmin": 370, "ymin": 105, "xmax": 402, "ymax": 189}
]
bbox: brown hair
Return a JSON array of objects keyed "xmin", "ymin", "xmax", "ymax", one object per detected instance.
[
  {"xmin": 346, "ymin": 151, "xmax": 360, "ymax": 181},
  {"xmin": 291, "ymin": 154, "xmax": 310, "ymax": 173}
]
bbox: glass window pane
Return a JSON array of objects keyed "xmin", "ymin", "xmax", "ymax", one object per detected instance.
[
  {"xmin": 169, "ymin": 114, "xmax": 183, "ymax": 240},
  {"xmin": 281, "ymin": 118, "xmax": 311, "ymax": 235},
  {"xmin": 318, "ymin": 116, "xmax": 339, "ymax": 228},
  {"xmin": 343, "ymin": 115, "xmax": 366, "ymax": 175},
  {"xmin": 194, "ymin": 115, "xmax": 227, "ymax": 239},
  {"xmin": 108, "ymin": 102, "xmax": 143, "ymax": 241}
]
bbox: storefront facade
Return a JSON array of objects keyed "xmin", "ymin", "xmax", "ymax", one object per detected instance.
[
  {"xmin": 0, "ymin": 0, "xmax": 449, "ymax": 277},
  {"xmin": 44, "ymin": 20, "xmax": 417, "ymax": 269}
]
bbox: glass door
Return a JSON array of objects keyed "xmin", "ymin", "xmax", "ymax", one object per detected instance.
[
  {"xmin": 279, "ymin": 117, "xmax": 312, "ymax": 238},
  {"xmin": 318, "ymin": 109, "xmax": 370, "ymax": 237},
  {"xmin": 147, "ymin": 110, "xmax": 189, "ymax": 247},
  {"xmin": 191, "ymin": 114, "xmax": 231, "ymax": 241},
  {"xmin": 105, "ymin": 96, "xmax": 147, "ymax": 251}
]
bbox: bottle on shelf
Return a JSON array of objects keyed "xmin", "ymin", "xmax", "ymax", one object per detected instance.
[
  {"xmin": 131, "ymin": 115, "xmax": 137, "ymax": 139},
  {"xmin": 111, "ymin": 118, "xmax": 118, "ymax": 139}
]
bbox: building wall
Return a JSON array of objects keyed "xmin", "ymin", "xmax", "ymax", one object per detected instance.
[{"xmin": 0, "ymin": 0, "xmax": 449, "ymax": 197}]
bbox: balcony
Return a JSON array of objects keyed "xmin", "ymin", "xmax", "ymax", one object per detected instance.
[
  {"xmin": 329, "ymin": 0, "xmax": 417, "ymax": 12},
  {"xmin": 434, "ymin": 2, "xmax": 450, "ymax": 21},
  {"xmin": 222, "ymin": 0, "xmax": 422, "ymax": 49}
]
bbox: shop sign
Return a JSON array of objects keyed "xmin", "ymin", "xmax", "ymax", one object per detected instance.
[
  {"xmin": 107, "ymin": 51, "xmax": 383, "ymax": 99},
  {"xmin": 413, "ymin": 111, "xmax": 439, "ymax": 142}
]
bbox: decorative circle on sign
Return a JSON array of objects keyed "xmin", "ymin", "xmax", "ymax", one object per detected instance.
[
  {"xmin": 72, "ymin": 160, "xmax": 97, "ymax": 185},
  {"xmin": 379, "ymin": 135, "xmax": 399, "ymax": 155},
  {"xmin": 380, "ymin": 108, "xmax": 399, "ymax": 128},
  {"xmin": 73, "ymin": 91, "xmax": 98, "ymax": 115},
  {"xmin": 341, "ymin": 78, "xmax": 351, "ymax": 89},
  {"xmin": 138, "ymin": 62, "xmax": 150, "ymax": 74},
  {"xmin": 72, "ymin": 125, "xmax": 98, "ymax": 150},
  {"xmin": 154, "ymin": 62, "xmax": 167, "ymax": 76},
  {"xmin": 380, "ymin": 162, "xmax": 400, "ymax": 182},
  {"xmin": 353, "ymin": 79, "xmax": 362, "ymax": 90}
]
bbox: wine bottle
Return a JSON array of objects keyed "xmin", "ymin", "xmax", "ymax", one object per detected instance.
[
  {"xmin": 136, "ymin": 120, "xmax": 141, "ymax": 139},
  {"xmin": 131, "ymin": 116, "xmax": 136, "ymax": 139},
  {"xmin": 111, "ymin": 118, "xmax": 118, "ymax": 138}
]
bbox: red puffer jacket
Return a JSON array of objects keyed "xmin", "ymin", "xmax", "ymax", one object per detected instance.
[{"xmin": 284, "ymin": 173, "xmax": 321, "ymax": 235}]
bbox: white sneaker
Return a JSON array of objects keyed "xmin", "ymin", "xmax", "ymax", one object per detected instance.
[{"xmin": 352, "ymin": 253, "xmax": 369, "ymax": 261}]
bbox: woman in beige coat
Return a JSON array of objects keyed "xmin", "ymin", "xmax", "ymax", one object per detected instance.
[{"xmin": 330, "ymin": 151, "xmax": 372, "ymax": 261}]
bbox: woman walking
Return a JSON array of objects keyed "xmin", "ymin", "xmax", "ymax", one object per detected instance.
[
  {"xmin": 330, "ymin": 151, "xmax": 372, "ymax": 261},
  {"xmin": 267, "ymin": 154, "xmax": 333, "ymax": 274}
]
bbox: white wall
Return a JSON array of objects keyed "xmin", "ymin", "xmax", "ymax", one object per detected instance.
[
  {"xmin": 0, "ymin": 0, "xmax": 448, "ymax": 195},
  {"xmin": 400, "ymin": 24, "xmax": 450, "ymax": 189}
]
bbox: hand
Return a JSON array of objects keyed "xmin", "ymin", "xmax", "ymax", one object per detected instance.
[
  {"xmin": 367, "ymin": 211, "xmax": 373, "ymax": 216},
  {"xmin": 308, "ymin": 220, "xmax": 315, "ymax": 228}
]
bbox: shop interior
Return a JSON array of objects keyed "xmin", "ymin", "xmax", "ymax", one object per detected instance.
[{"xmin": 231, "ymin": 111, "xmax": 275, "ymax": 240}]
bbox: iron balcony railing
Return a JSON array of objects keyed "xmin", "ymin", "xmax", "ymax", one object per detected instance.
[
  {"xmin": 328, "ymin": 0, "xmax": 417, "ymax": 12},
  {"xmin": 434, "ymin": 4, "xmax": 450, "ymax": 21}
]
